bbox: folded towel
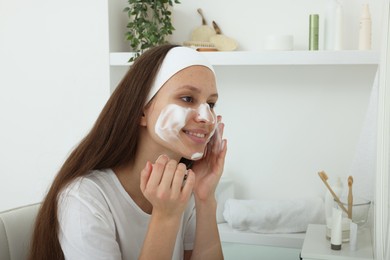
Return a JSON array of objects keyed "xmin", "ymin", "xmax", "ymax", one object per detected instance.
[{"xmin": 223, "ymin": 197, "xmax": 325, "ymax": 233}]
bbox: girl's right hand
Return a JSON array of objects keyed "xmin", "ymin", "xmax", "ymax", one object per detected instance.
[{"xmin": 140, "ymin": 155, "xmax": 195, "ymax": 218}]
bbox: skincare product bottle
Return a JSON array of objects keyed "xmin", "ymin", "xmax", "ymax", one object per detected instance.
[
  {"xmin": 333, "ymin": 1, "xmax": 344, "ymax": 50},
  {"xmin": 350, "ymin": 222, "xmax": 358, "ymax": 251},
  {"xmin": 325, "ymin": 0, "xmax": 344, "ymax": 50},
  {"xmin": 324, "ymin": 0, "xmax": 335, "ymax": 49},
  {"xmin": 331, "ymin": 208, "xmax": 342, "ymax": 250},
  {"xmin": 359, "ymin": 4, "xmax": 371, "ymax": 50},
  {"xmin": 325, "ymin": 177, "xmax": 343, "ymax": 239},
  {"xmin": 309, "ymin": 14, "xmax": 319, "ymax": 50}
]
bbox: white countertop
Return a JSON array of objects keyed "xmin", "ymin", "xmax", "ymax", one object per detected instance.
[
  {"xmin": 301, "ymin": 224, "xmax": 374, "ymax": 260},
  {"xmin": 218, "ymin": 223, "xmax": 305, "ymax": 249}
]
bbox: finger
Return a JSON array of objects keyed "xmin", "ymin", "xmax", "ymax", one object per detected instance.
[
  {"xmin": 159, "ymin": 159, "xmax": 178, "ymax": 190},
  {"xmin": 207, "ymin": 115, "xmax": 221, "ymax": 146},
  {"xmin": 140, "ymin": 161, "xmax": 152, "ymax": 193},
  {"xmin": 212, "ymin": 122, "xmax": 224, "ymax": 154},
  {"xmin": 216, "ymin": 139, "xmax": 228, "ymax": 174},
  {"xmin": 218, "ymin": 120, "xmax": 225, "ymax": 138},
  {"xmin": 203, "ymin": 116, "xmax": 224, "ymax": 159},
  {"xmin": 170, "ymin": 163, "xmax": 187, "ymax": 198},
  {"xmin": 181, "ymin": 169, "xmax": 195, "ymax": 198},
  {"xmin": 217, "ymin": 115, "xmax": 222, "ymax": 124},
  {"xmin": 147, "ymin": 154, "xmax": 169, "ymax": 188}
]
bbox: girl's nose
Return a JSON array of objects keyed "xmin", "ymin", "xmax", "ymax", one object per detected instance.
[{"xmin": 195, "ymin": 103, "xmax": 215, "ymax": 123}]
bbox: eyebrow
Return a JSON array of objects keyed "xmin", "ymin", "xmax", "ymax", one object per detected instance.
[{"xmin": 178, "ymin": 85, "xmax": 218, "ymax": 98}]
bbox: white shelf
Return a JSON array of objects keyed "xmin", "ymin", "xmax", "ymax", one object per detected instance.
[
  {"xmin": 218, "ymin": 223, "xmax": 305, "ymax": 249},
  {"xmin": 110, "ymin": 51, "xmax": 380, "ymax": 66}
]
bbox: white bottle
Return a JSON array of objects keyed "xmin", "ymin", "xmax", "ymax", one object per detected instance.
[
  {"xmin": 349, "ymin": 222, "xmax": 358, "ymax": 251},
  {"xmin": 325, "ymin": 177, "xmax": 343, "ymax": 239},
  {"xmin": 331, "ymin": 208, "xmax": 342, "ymax": 250},
  {"xmin": 324, "ymin": 0, "xmax": 344, "ymax": 50},
  {"xmin": 359, "ymin": 4, "xmax": 372, "ymax": 50},
  {"xmin": 333, "ymin": 1, "xmax": 344, "ymax": 50}
]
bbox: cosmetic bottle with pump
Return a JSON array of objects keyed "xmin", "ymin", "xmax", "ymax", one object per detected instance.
[{"xmin": 359, "ymin": 3, "xmax": 371, "ymax": 50}]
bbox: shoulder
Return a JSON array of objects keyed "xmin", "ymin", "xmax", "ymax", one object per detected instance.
[
  {"xmin": 59, "ymin": 169, "xmax": 115, "ymax": 214},
  {"xmin": 63, "ymin": 169, "xmax": 114, "ymax": 195},
  {"xmin": 57, "ymin": 170, "xmax": 122, "ymax": 259}
]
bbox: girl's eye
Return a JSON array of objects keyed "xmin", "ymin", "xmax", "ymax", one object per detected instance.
[{"xmin": 181, "ymin": 96, "xmax": 193, "ymax": 103}]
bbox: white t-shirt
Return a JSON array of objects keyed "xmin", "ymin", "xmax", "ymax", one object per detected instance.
[{"xmin": 58, "ymin": 169, "xmax": 196, "ymax": 260}]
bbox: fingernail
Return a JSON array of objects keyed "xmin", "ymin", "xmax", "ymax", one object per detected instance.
[
  {"xmin": 145, "ymin": 161, "xmax": 152, "ymax": 169},
  {"xmin": 158, "ymin": 154, "xmax": 168, "ymax": 161},
  {"xmin": 221, "ymin": 139, "xmax": 227, "ymax": 150}
]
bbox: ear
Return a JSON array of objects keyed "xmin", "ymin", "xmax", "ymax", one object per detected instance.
[{"xmin": 140, "ymin": 112, "xmax": 147, "ymax": 126}]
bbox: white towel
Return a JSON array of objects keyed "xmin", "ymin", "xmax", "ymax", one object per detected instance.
[{"xmin": 223, "ymin": 197, "xmax": 325, "ymax": 233}]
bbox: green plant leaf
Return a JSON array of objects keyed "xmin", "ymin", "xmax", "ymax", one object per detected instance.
[{"xmin": 124, "ymin": 0, "xmax": 179, "ymax": 58}]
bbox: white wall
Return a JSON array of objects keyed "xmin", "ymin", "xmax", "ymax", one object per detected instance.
[
  {"xmin": 174, "ymin": 0, "xmax": 383, "ymax": 200},
  {"xmin": 109, "ymin": 0, "xmax": 382, "ymax": 200},
  {"xmin": 214, "ymin": 65, "xmax": 377, "ymax": 200},
  {"xmin": 0, "ymin": 0, "xmax": 110, "ymax": 211},
  {"xmin": 0, "ymin": 0, "xmax": 383, "ymax": 211}
]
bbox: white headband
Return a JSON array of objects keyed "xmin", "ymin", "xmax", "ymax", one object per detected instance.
[{"xmin": 146, "ymin": 47, "xmax": 215, "ymax": 104}]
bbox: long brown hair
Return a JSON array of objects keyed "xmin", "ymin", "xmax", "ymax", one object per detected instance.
[{"xmin": 29, "ymin": 44, "xmax": 179, "ymax": 260}]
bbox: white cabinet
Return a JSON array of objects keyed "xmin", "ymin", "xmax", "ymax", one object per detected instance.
[{"xmin": 218, "ymin": 223, "xmax": 303, "ymax": 260}]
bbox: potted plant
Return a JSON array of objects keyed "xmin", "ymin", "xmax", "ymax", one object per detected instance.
[{"xmin": 124, "ymin": 0, "xmax": 180, "ymax": 61}]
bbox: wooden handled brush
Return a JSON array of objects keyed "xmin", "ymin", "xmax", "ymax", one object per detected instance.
[
  {"xmin": 210, "ymin": 21, "xmax": 238, "ymax": 51},
  {"xmin": 348, "ymin": 176, "xmax": 353, "ymax": 219},
  {"xmin": 318, "ymin": 171, "xmax": 348, "ymax": 215},
  {"xmin": 190, "ymin": 8, "xmax": 216, "ymax": 42}
]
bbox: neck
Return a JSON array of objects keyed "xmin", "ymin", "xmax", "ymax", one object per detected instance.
[
  {"xmin": 112, "ymin": 130, "xmax": 182, "ymax": 214},
  {"xmin": 113, "ymin": 160, "xmax": 152, "ymax": 213}
]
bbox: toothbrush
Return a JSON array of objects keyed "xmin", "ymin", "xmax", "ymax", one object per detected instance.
[
  {"xmin": 348, "ymin": 176, "xmax": 353, "ymax": 219},
  {"xmin": 318, "ymin": 171, "xmax": 348, "ymax": 214}
]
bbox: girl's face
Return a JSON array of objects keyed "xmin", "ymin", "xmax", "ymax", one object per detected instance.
[{"xmin": 142, "ymin": 65, "xmax": 218, "ymax": 160}]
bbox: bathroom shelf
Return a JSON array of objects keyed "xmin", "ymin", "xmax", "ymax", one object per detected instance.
[{"xmin": 109, "ymin": 51, "xmax": 380, "ymax": 66}]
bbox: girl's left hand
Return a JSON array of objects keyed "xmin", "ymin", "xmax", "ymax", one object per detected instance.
[{"xmin": 191, "ymin": 115, "xmax": 227, "ymax": 201}]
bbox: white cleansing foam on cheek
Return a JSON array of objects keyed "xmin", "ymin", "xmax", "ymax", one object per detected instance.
[
  {"xmin": 154, "ymin": 103, "xmax": 217, "ymax": 160},
  {"xmin": 155, "ymin": 104, "xmax": 189, "ymax": 142}
]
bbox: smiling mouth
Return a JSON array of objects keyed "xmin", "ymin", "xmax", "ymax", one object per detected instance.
[{"xmin": 184, "ymin": 130, "xmax": 206, "ymax": 138}]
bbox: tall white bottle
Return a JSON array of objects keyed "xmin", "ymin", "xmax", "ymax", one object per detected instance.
[
  {"xmin": 331, "ymin": 208, "xmax": 343, "ymax": 250},
  {"xmin": 324, "ymin": 0, "xmax": 344, "ymax": 50},
  {"xmin": 333, "ymin": 1, "xmax": 344, "ymax": 50},
  {"xmin": 358, "ymin": 4, "xmax": 372, "ymax": 50},
  {"xmin": 325, "ymin": 177, "xmax": 343, "ymax": 239}
]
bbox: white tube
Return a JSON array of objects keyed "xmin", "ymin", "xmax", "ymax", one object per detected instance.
[
  {"xmin": 349, "ymin": 222, "xmax": 358, "ymax": 251},
  {"xmin": 325, "ymin": 178, "xmax": 343, "ymax": 239},
  {"xmin": 331, "ymin": 208, "xmax": 342, "ymax": 250}
]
